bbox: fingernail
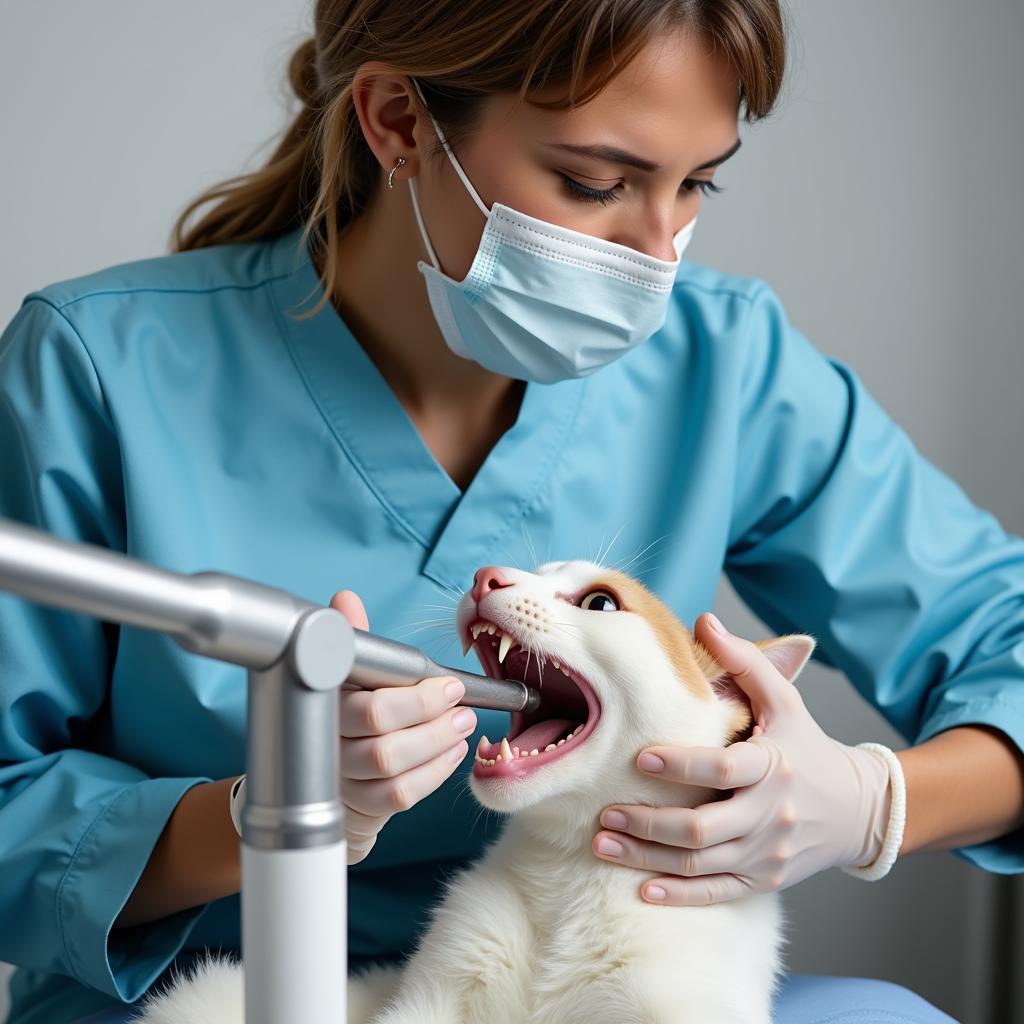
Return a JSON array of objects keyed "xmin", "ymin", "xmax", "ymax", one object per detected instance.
[
  {"xmin": 602, "ymin": 810, "xmax": 629, "ymax": 829},
  {"xmin": 597, "ymin": 837, "xmax": 624, "ymax": 857},
  {"xmin": 638, "ymin": 753, "xmax": 665, "ymax": 773},
  {"xmin": 645, "ymin": 885, "xmax": 667, "ymax": 901},
  {"xmin": 452, "ymin": 709, "xmax": 476, "ymax": 732},
  {"xmin": 445, "ymin": 679, "xmax": 465, "ymax": 704},
  {"xmin": 447, "ymin": 742, "xmax": 467, "ymax": 764},
  {"xmin": 707, "ymin": 613, "xmax": 729, "ymax": 635}
]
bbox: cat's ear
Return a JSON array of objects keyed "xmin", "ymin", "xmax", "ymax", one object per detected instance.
[
  {"xmin": 755, "ymin": 633, "xmax": 816, "ymax": 683},
  {"xmin": 706, "ymin": 634, "xmax": 816, "ymax": 744}
]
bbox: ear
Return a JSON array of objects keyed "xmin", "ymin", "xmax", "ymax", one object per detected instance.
[
  {"xmin": 755, "ymin": 633, "xmax": 816, "ymax": 683},
  {"xmin": 708, "ymin": 633, "xmax": 816, "ymax": 744}
]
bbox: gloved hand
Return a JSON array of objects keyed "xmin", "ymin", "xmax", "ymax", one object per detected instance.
[
  {"xmin": 594, "ymin": 612, "xmax": 900, "ymax": 905},
  {"xmin": 332, "ymin": 589, "xmax": 477, "ymax": 865}
]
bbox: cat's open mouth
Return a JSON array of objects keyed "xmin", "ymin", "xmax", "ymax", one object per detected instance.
[{"xmin": 466, "ymin": 618, "xmax": 602, "ymax": 779}]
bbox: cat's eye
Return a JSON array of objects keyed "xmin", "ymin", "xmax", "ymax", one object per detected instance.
[{"xmin": 579, "ymin": 589, "xmax": 619, "ymax": 612}]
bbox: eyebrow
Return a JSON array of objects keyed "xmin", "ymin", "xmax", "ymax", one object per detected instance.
[{"xmin": 545, "ymin": 137, "xmax": 742, "ymax": 175}]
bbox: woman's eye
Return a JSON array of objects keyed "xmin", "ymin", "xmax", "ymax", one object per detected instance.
[
  {"xmin": 559, "ymin": 173, "xmax": 725, "ymax": 206},
  {"xmin": 683, "ymin": 178, "xmax": 725, "ymax": 197},
  {"xmin": 559, "ymin": 173, "xmax": 622, "ymax": 206},
  {"xmin": 579, "ymin": 590, "xmax": 619, "ymax": 612}
]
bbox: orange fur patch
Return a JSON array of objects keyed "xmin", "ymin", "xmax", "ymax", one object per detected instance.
[{"xmin": 589, "ymin": 570, "xmax": 752, "ymax": 742}]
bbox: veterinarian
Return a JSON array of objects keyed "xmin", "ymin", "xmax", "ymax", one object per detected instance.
[{"xmin": 1, "ymin": 1, "xmax": 1021, "ymax": 1022}]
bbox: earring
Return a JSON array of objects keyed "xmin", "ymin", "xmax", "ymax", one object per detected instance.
[{"xmin": 387, "ymin": 156, "xmax": 407, "ymax": 190}]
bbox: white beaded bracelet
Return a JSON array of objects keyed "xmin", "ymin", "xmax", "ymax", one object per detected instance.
[
  {"xmin": 229, "ymin": 774, "xmax": 246, "ymax": 838},
  {"xmin": 841, "ymin": 742, "xmax": 906, "ymax": 881}
]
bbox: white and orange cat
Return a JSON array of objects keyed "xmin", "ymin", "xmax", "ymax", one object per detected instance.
[{"xmin": 135, "ymin": 560, "xmax": 816, "ymax": 1024}]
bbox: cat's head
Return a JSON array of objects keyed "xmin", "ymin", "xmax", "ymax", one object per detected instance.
[{"xmin": 456, "ymin": 560, "xmax": 815, "ymax": 824}]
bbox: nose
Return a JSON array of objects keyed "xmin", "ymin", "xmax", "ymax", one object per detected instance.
[
  {"xmin": 611, "ymin": 227, "xmax": 678, "ymax": 262},
  {"xmin": 471, "ymin": 566, "xmax": 514, "ymax": 604},
  {"xmin": 612, "ymin": 204, "xmax": 695, "ymax": 261}
]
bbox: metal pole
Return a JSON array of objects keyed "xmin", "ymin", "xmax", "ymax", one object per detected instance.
[{"xmin": 0, "ymin": 516, "xmax": 350, "ymax": 1023}]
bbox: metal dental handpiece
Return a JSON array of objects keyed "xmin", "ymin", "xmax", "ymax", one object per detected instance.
[{"xmin": 348, "ymin": 629, "xmax": 542, "ymax": 714}]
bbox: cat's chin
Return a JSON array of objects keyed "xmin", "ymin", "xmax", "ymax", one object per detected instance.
[{"xmin": 467, "ymin": 768, "xmax": 584, "ymax": 815}]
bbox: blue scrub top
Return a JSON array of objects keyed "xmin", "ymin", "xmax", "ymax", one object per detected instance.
[{"xmin": 1, "ymin": 227, "xmax": 1023, "ymax": 1024}]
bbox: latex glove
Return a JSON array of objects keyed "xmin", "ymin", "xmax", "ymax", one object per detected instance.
[
  {"xmin": 332, "ymin": 590, "xmax": 477, "ymax": 864},
  {"xmin": 594, "ymin": 613, "xmax": 894, "ymax": 906}
]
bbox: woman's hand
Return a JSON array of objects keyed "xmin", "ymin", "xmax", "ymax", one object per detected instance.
[
  {"xmin": 593, "ymin": 613, "xmax": 893, "ymax": 905},
  {"xmin": 331, "ymin": 590, "xmax": 478, "ymax": 865}
]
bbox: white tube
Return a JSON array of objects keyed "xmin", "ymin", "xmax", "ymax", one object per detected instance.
[{"xmin": 241, "ymin": 840, "xmax": 347, "ymax": 1024}]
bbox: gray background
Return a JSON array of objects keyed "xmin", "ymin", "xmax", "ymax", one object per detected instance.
[{"xmin": 1, "ymin": 2, "xmax": 1022, "ymax": 1021}]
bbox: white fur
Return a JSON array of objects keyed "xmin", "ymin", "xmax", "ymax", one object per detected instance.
[{"xmin": 133, "ymin": 560, "xmax": 795, "ymax": 1023}]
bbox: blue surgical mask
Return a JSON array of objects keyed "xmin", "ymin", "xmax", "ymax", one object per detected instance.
[{"xmin": 407, "ymin": 79, "xmax": 697, "ymax": 384}]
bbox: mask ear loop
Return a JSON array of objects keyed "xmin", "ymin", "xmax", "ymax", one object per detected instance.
[
  {"xmin": 410, "ymin": 78, "xmax": 492, "ymax": 220},
  {"xmin": 407, "ymin": 177, "xmax": 441, "ymax": 270}
]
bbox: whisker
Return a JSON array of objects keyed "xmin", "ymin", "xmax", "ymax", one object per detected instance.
[
  {"xmin": 596, "ymin": 522, "xmax": 628, "ymax": 569},
  {"xmin": 392, "ymin": 624, "xmax": 455, "ymax": 642},
  {"xmin": 615, "ymin": 551, "xmax": 664, "ymax": 580},
  {"xmin": 414, "ymin": 595, "xmax": 461, "ymax": 607},
  {"xmin": 628, "ymin": 558, "xmax": 663, "ymax": 580},
  {"xmin": 610, "ymin": 533, "xmax": 671, "ymax": 575},
  {"xmin": 429, "ymin": 578, "xmax": 465, "ymax": 602},
  {"xmin": 392, "ymin": 621, "xmax": 454, "ymax": 636},
  {"xmin": 547, "ymin": 618, "xmax": 586, "ymax": 631},
  {"xmin": 521, "ymin": 521, "xmax": 539, "ymax": 572}
]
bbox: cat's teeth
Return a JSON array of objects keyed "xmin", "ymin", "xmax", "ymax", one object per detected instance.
[
  {"xmin": 461, "ymin": 634, "xmax": 472, "ymax": 657},
  {"xmin": 545, "ymin": 743, "xmax": 557, "ymax": 751},
  {"xmin": 486, "ymin": 623, "xmax": 497, "ymax": 634},
  {"xmin": 500, "ymin": 738, "xmax": 514, "ymax": 761},
  {"xmin": 498, "ymin": 632, "xmax": 513, "ymax": 664},
  {"xmin": 557, "ymin": 738, "xmax": 565, "ymax": 745},
  {"xmin": 571, "ymin": 725, "xmax": 582, "ymax": 736},
  {"xmin": 551, "ymin": 659, "xmax": 560, "ymax": 670},
  {"xmin": 476, "ymin": 736, "xmax": 490, "ymax": 758},
  {"xmin": 471, "ymin": 623, "xmax": 484, "ymax": 640},
  {"xmin": 530, "ymin": 748, "xmax": 540, "ymax": 756}
]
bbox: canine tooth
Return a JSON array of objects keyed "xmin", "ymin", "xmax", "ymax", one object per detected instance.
[
  {"xmin": 461, "ymin": 634, "xmax": 472, "ymax": 657},
  {"xmin": 498, "ymin": 632, "xmax": 513, "ymax": 664},
  {"xmin": 530, "ymin": 748, "xmax": 539, "ymax": 756},
  {"xmin": 545, "ymin": 744, "xmax": 556, "ymax": 751},
  {"xmin": 552, "ymin": 659, "xmax": 560, "ymax": 669},
  {"xmin": 476, "ymin": 736, "xmax": 489, "ymax": 758},
  {"xmin": 500, "ymin": 738, "xmax": 514, "ymax": 761}
]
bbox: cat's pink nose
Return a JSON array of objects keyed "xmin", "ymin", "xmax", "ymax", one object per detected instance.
[{"xmin": 471, "ymin": 566, "xmax": 513, "ymax": 605}]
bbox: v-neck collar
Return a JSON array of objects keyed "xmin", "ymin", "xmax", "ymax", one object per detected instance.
[{"xmin": 267, "ymin": 227, "xmax": 589, "ymax": 591}]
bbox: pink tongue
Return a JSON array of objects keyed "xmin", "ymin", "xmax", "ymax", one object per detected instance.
[{"xmin": 510, "ymin": 718, "xmax": 575, "ymax": 753}]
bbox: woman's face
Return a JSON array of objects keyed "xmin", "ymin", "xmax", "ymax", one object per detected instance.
[{"xmin": 412, "ymin": 25, "xmax": 742, "ymax": 280}]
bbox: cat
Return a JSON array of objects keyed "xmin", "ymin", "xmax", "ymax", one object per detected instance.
[{"xmin": 133, "ymin": 559, "xmax": 816, "ymax": 1023}]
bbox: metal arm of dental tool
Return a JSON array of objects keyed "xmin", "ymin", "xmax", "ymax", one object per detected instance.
[{"xmin": 0, "ymin": 515, "xmax": 541, "ymax": 712}]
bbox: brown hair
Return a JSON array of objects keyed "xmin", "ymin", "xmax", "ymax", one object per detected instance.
[{"xmin": 171, "ymin": 0, "xmax": 788, "ymax": 316}]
